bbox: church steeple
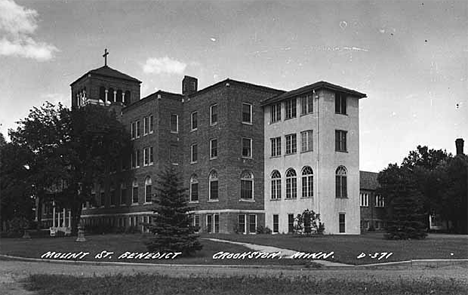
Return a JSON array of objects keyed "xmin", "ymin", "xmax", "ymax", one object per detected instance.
[{"xmin": 103, "ymin": 49, "xmax": 109, "ymax": 66}]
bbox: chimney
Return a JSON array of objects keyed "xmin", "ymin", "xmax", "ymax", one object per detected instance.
[
  {"xmin": 456, "ymin": 138, "xmax": 464, "ymax": 155},
  {"xmin": 182, "ymin": 76, "xmax": 198, "ymax": 96}
]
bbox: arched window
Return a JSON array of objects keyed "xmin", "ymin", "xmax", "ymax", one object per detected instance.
[
  {"xmin": 240, "ymin": 171, "xmax": 253, "ymax": 199},
  {"xmin": 209, "ymin": 170, "xmax": 218, "ymax": 200},
  {"xmin": 286, "ymin": 168, "xmax": 297, "ymax": 199},
  {"xmin": 120, "ymin": 183, "xmax": 127, "ymax": 205},
  {"xmin": 271, "ymin": 170, "xmax": 281, "ymax": 200},
  {"xmin": 108, "ymin": 88, "xmax": 115, "ymax": 103},
  {"xmin": 117, "ymin": 90, "xmax": 123, "ymax": 103},
  {"xmin": 336, "ymin": 166, "xmax": 347, "ymax": 198},
  {"xmin": 132, "ymin": 179, "xmax": 138, "ymax": 204},
  {"xmin": 190, "ymin": 174, "xmax": 199, "ymax": 202},
  {"xmin": 99, "ymin": 86, "xmax": 106, "ymax": 101},
  {"xmin": 301, "ymin": 166, "xmax": 313, "ymax": 198},
  {"xmin": 125, "ymin": 90, "xmax": 131, "ymax": 105},
  {"xmin": 145, "ymin": 176, "xmax": 152, "ymax": 203}
]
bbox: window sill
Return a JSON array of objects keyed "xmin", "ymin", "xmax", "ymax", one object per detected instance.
[
  {"xmin": 270, "ymin": 198, "xmax": 281, "ymax": 201},
  {"xmin": 131, "ymin": 203, "xmax": 138, "ymax": 206},
  {"xmin": 170, "ymin": 131, "xmax": 179, "ymax": 134},
  {"xmin": 301, "ymin": 150, "xmax": 313, "ymax": 154},
  {"xmin": 270, "ymin": 155, "xmax": 281, "ymax": 158},
  {"xmin": 191, "ymin": 161, "xmax": 198, "ymax": 164},
  {"xmin": 143, "ymin": 202, "xmax": 152, "ymax": 205},
  {"xmin": 190, "ymin": 129, "xmax": 197, "ymax": 132},
  {"xmin": 284, "ymin": 117, "xmax": 297, "ymax": 121},
  {"xmin": 239, "ymin": 199, "xmax": 254, "ymax": 202},
  {"xmin": 241, "ymin": 156, "xmax": 252, "ymax": 159},
  {"xmin": 208, "ymin": 199, "xmax": 219, "ymax": 202},
  {"xmin": 242, "ymin": 122, "xmax": 252, "ymax": 125},
  {"xmin": 285, "ymin": 198, "xmax": 297, "ymax": 200},
  {"xmin": 284, "ymin": 153, "xmax": 297, "ymax": 157},
  {"xmin": 300, "ymin": 196, "xmax": 313, "ymax": 199},
  {"xmin": 335, "ymin": 113, "xmax": 348, "ymax": 116},
  {"xmin": 335, "ymin": 150, "xmax": 348, "ymax": 153},
  {"xmin": 210, "ymin": 122, "xmax": 218, "ymax": 126},
  {"xmin": 300, "ymin": 112, "xmax": 313, "ymax": 117},
  {"xmin": 335, "ymin": 197, "xmax": 349, "ymax": 199},
  {"xmin": 210, "ymin": 157, "xmax": 217, "ymax": 160},
  {"xmin": 189, "ymin": 201, "xmax": 199, "ymax": 204}
]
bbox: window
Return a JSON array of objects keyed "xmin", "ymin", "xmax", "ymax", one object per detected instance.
[
  {"xmin": 149, "ymin": 147, "xmax": 154, "ymax": 165},
  {"xmin": 193, "ymin": 215, "xmax": 200, "ymax": 230},
  {"xmin": 144, "ymin": 116, "xmax": 149, "ymax": 135},
  {"xmin": 149, "ymin": 115, "xmax": 154, "ymax": 133},
  {"xmin": 301, "ymin": 94, "xmax": 313, "ymax": 115},
  {"xmin": 273, "ymin": 214, "xmax": 279, "ymax": 233},
  {"xmin": 214, "ymin": 214, "xmax": 220, "ymax": 233},
  {"xmin": 99, "ymin": 187, "xmax": 105, "ymax": 207},
  {"xmin": 242, "ymin": 138, "xmax": 252, "ymax": 158},
  {"xmin": 242, "ymin": 103, "xmax": 252, "ymax": 124},
  {"xmin": 301, "ymin": 166, "xmax": 313, "ymax": 198},
  {"xmin": 120, "ymin": 183, "xmax": 127, "ymax": 205},
  {"xmin": 143, "ymin": 147, "xmax": 154, "ymax": 166},
  {"xmin": 335, "ymin": 93, "xmax": 347, "ymax": 115},
  {"xmin": 132, "ymin": 179, "xmax": 138, "ymax": 204},
  {"xmin": 301, "ymin": 130, "xmax": 313, "ymax": 152},
  {"xmin": 238, "ymin": 215, "xmax": 246, "ymax": 234},
  {"xmin": 170, "ymin": 114, "xmax": 178, "ymax": 133},
  {"xmin": 136, "ymin": 120, "xmax": 141, "ymax": 138},
  {"xmin": 190, "ymin": 175, "xmax": 198, "ymax": 202},
  {"xmin": 285, "ymin": 134, "xmax": 297, "ymax": 155},
  {"xmin": 336, "ymin": 166, "xmax": 347, "ymax": 198},
  {"xmin": 285, "ymin": 98, "xmax": 297, "ymax": 119},
  {"xmin": 360, "ymin": 193, "xmax": 369, "ymax": 207},
  {"xmin": 90, "ymin": 188, "xmax": 96, "ymax": 208},
  {"xmin": 210, "ymin": 104, "xmax": 218, "ymax": 125},
  {"xmin": 375, "ymin": 195, "xmax": 385, "ymax": 207},
  {"xmin": 210, "ymin": 139, "xmax": 218, "ymax": 159},
  {"xmin": 288, "ymin": 214, "xmax": 294, "ymax": 233},
  {"xmin": 134, "ymin": 149, "xmax": 141, "ymax": 168},
  {"xmin": 339, "ymin": 213, "xmax": 346, "ymax": 233},
  {"xmin": 335, "ymin": 130, "xmax": 347, "ymax": 152},
  {"xmin": 270, "ymin": 103, "xmax": 281, "ymax": 123},
  {"xmin": 271, "ymin": 137, "xmax": 281, "ymax": 157},
  {"xmin": 286, "ymin": 168, "xmax": 297, "ymax": 199},
  {"xmin": 191, "ymin": 144, "xmax": 198, "ymax": 163},
  {"xmin": 271, "ymin": 170, "xmax": 281, "ymax": 200},
  {"xmin": 131, "ymin": 122, "xmax": 136, "ymax": 139},
  {"xmin": 240, "ymin": 171, "xmax": 253, "ymax": 200},
  {"xmin": 207, "ymin": 215, "xmax": 213, "ymax": 233},
  {"xmin": 110, "ymin": 185, "xmax": 116, "ymax": 206},
  {"xmin": 209, "ymin": 170, "xmax": 218, "ymax": 200},
  {"xmin": 191, "ymin": 112, "xmax": 198, "ymax": 130},
  {"xmin": 145, "ymin": 177, "xmax": 152, "ymax": 203},
  {"xmin": 249, "ymin": 214, "xmax": 257, "ymax": 233}
]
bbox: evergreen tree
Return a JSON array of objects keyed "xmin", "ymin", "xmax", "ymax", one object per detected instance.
[{"xmin": 145, "ymin": 167, "xmax": 202, "ymax": 255}]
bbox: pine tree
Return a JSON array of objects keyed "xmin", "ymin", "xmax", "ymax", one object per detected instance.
[{"xmin": 145, "ymin": 167, "xmax": 202, "ymax": 255}]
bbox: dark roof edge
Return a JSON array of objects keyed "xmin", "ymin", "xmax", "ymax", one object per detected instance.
[
  {"xmin": 70, "ymin": 67, "xmax": 142, "ymax": 86},
  {"xmin": 188, "ymin": 78, "xmax": 285, "ymax": 98},
  {"xmin": 123, "ymin": 90, "xmax": 183, "ymax": 112}
]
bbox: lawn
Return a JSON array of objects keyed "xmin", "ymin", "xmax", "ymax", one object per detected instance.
[
  {"xmin": 205, "ymin": 232, "xmax": 468, "ymax": 265},
  {"xmin": 23, "ymin": 274, "xmax": 468, "ymax": 295},
  {"xmin": 1, "ymin": 232, "xmax": 466, "ymax": 266}
]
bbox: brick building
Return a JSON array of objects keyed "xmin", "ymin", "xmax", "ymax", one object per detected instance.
[
  {"xmin": 44, "ymin": 61, "xmax": 370, "ymax": 234},
  {"xmin": 359, "ymin": 171, "xmax": 386, "ymax": 231}
]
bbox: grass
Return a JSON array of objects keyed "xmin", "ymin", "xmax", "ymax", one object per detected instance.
[
  {"xmin": 206, "ymin": 232, "xmax": 468, "ymax": 265},
  {"xmin": 23, "ymin": 274, "xmax": 468, "ymax": 295},
  {"xmin": 1, "ymin": 232, "xmax": 466, "ymax": 266}
]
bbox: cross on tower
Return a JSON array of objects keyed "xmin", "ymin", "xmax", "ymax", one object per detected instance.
[{"xmin": 103, "ymin": 49, "xmax": 109, "ymax": 66}]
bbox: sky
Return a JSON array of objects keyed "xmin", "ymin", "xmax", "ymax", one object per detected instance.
[{"xmin": 0, "ymin": 0, "xmax": 467, "ymax": 172}]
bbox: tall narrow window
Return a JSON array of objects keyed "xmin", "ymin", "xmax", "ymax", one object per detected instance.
[
  {"xmin": 271, "ymin": 137, "xmax": 281, "ymax": 157},
  {"xmin": 375, "ymin": 195, "xmax": 385, "ymax": 207},
  {"xmin": 132, "ymin": 179, "xmax": 138, "ymax": 204},
  {"xmin": 110, "ymin": 184, "xmax": 116, "ymax": 206},
  {"xmin": 136, "ymin": 120, "xmax": 141, "ymax": 138},
  {"xmin": 99, "ymin": 185, "xmax": 104, "ymax": 207},
  {"xmin": 214, "ymin": 214, "xmax": 220, "ymax": 233},
  {"xmin": 210, "ymin": 104, "xmax": 218, "ymax": 125},
  {"xmin": 285, "ymin": 134, "xmax": 297, "ymax": 154},
  {"xmin": 136, "ymin": 149, "xmax": 141, "ymax": 167},
  {"xmin": 360, "ymin": 193, "xmax": 369, "ymax": 207},
  {"xmin": 301, "ymin": 166, "xmax": 313, "ymax": 198},
  {"xmin": 271, "ymin": 170, "xmax": 281, "ymax": 200},
  {"xmin": 207, "ymin": 215, "xmax": 213, "ymax": 233},
  {"xmin": 210, "ymin": 139, "xmax": 218, "ymax": 159},
  {"xmin": 249, "ymin": 214, "xmax": 257, "ymax": 233},
  {"xmin": 190, "ymin": 175, "xmax": 198, "ymax": 202},
  {"xmin": 339, "ymin": 213, "xmax": 346, "ymax": 233},
  {"xmin": 191, "ymin": 144, "xmax": 198, "ymax": 163},
  {"xmin": 242, "ymin": 103, "xmax": 252, "ymax": 124},
  {"xmin": 273, "ymin": 214, "xmax": 279, "ymax": 233},
  {"xmin": 301, "ymin": 130, "xmax": 313, "ymax": 152},
  {"xmin": 131, "ymin": 122, "xmax": 136, "ymax": 139},
  {"xmin": 143, "ymin": 116, "xmax": 149, "ymax": 135},
  {"xmin": 170, "ymin": 114, "xmax": 178, "ymax": 133},
  {"xmin": 335, "ymin": 130, "xmax": 347, "ymax": 152},
  {"xmin": 240, "ymin": 171, "xmax": 253, "ymax": 200},
  {"xmin": 120, "ymin": 183, "xmax": 127, "ymax": 205},
  {"xmin": 270, "ymin": 103, "xmax": 281, "ymax": 123},
  {"xmin": 288, "ymin": 214, "xmax": 294, "ymax": 233},
  {"xmin": 149, "ymin": 115, "xmax": 154, "ymax": 133},
  {"xmin": 286, "ymin": 169, "xmax": 297, "ymax": 199},
  {"xmin": 336, "ymin": 166, "xmax": 347, "ymax": 198},
  {"xmin": 209, "ymin": 170, "xmax": 218, "ymax": 200},
  {"xmin": 285, "ymin": 98, "xmax": 297, "ymax": 119},
  {"xmin": 149, "ymin": 147, "xmax": 154, "ymax": 165},
  {"xmin": 242, "ymin": 138, "xmax": 252, "ymax": 158},
  {"xmin": 145, "ymin": 177, "xmax": 152, "ymax": 203},
  {"xmin": 335, "ymin": 93, "xmax": 347, "ymax": 115},
  {"xmin": 301, "ymin": 94, "xmax": 313, "ymax": 115},
  {"xmin": 144, "ymin": 147, "xmax": 149, "ymax": 166},
  {"xmin": 238, "ymin": 215, "xmax": 246, "ymax": 233},
  {"xmin": 191, "ymin": 112, "xmax": 198, "ymax": 130}
]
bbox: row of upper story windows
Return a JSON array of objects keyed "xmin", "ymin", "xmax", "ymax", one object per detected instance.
[
  {"xmin": 270, "ymin": 129, "xmax": 347, "ymax": 157},
  {"xmin": 190, "ymin": 137, "xmax": 252, "ymax": 163},
  {"xmin": 189, "ymin": 170, "xmax": 254, "ymax": 202},
  {"xmin": 360, "ymin": 193, "xmax": 385, "ymax": 207},
  {"xmin": 269, "ymin": 92, "xmax": 348, "ymax": 123},
  {"xmin": 270, "ymin": 166, "xmax": 348, "ymax": 199},
  {"xmin": 131, "ymin": 115, "xmax": 154, "ymax": 139},
  {"xmin": 187, "ymin": 102, "xmax": 253, "ymax": 132}
]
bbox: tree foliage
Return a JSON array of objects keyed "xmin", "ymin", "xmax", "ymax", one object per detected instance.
[
  {"xmin": 294, "ymin": 209, "xmax": 324, "ymax": 235},
  {"xmin": 4, "ymin": 102, "xmax": 131, "ymax": 234},
  {"xmin": 145, "ymin": 167, "xmax": 202, "ymax": 255}
]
